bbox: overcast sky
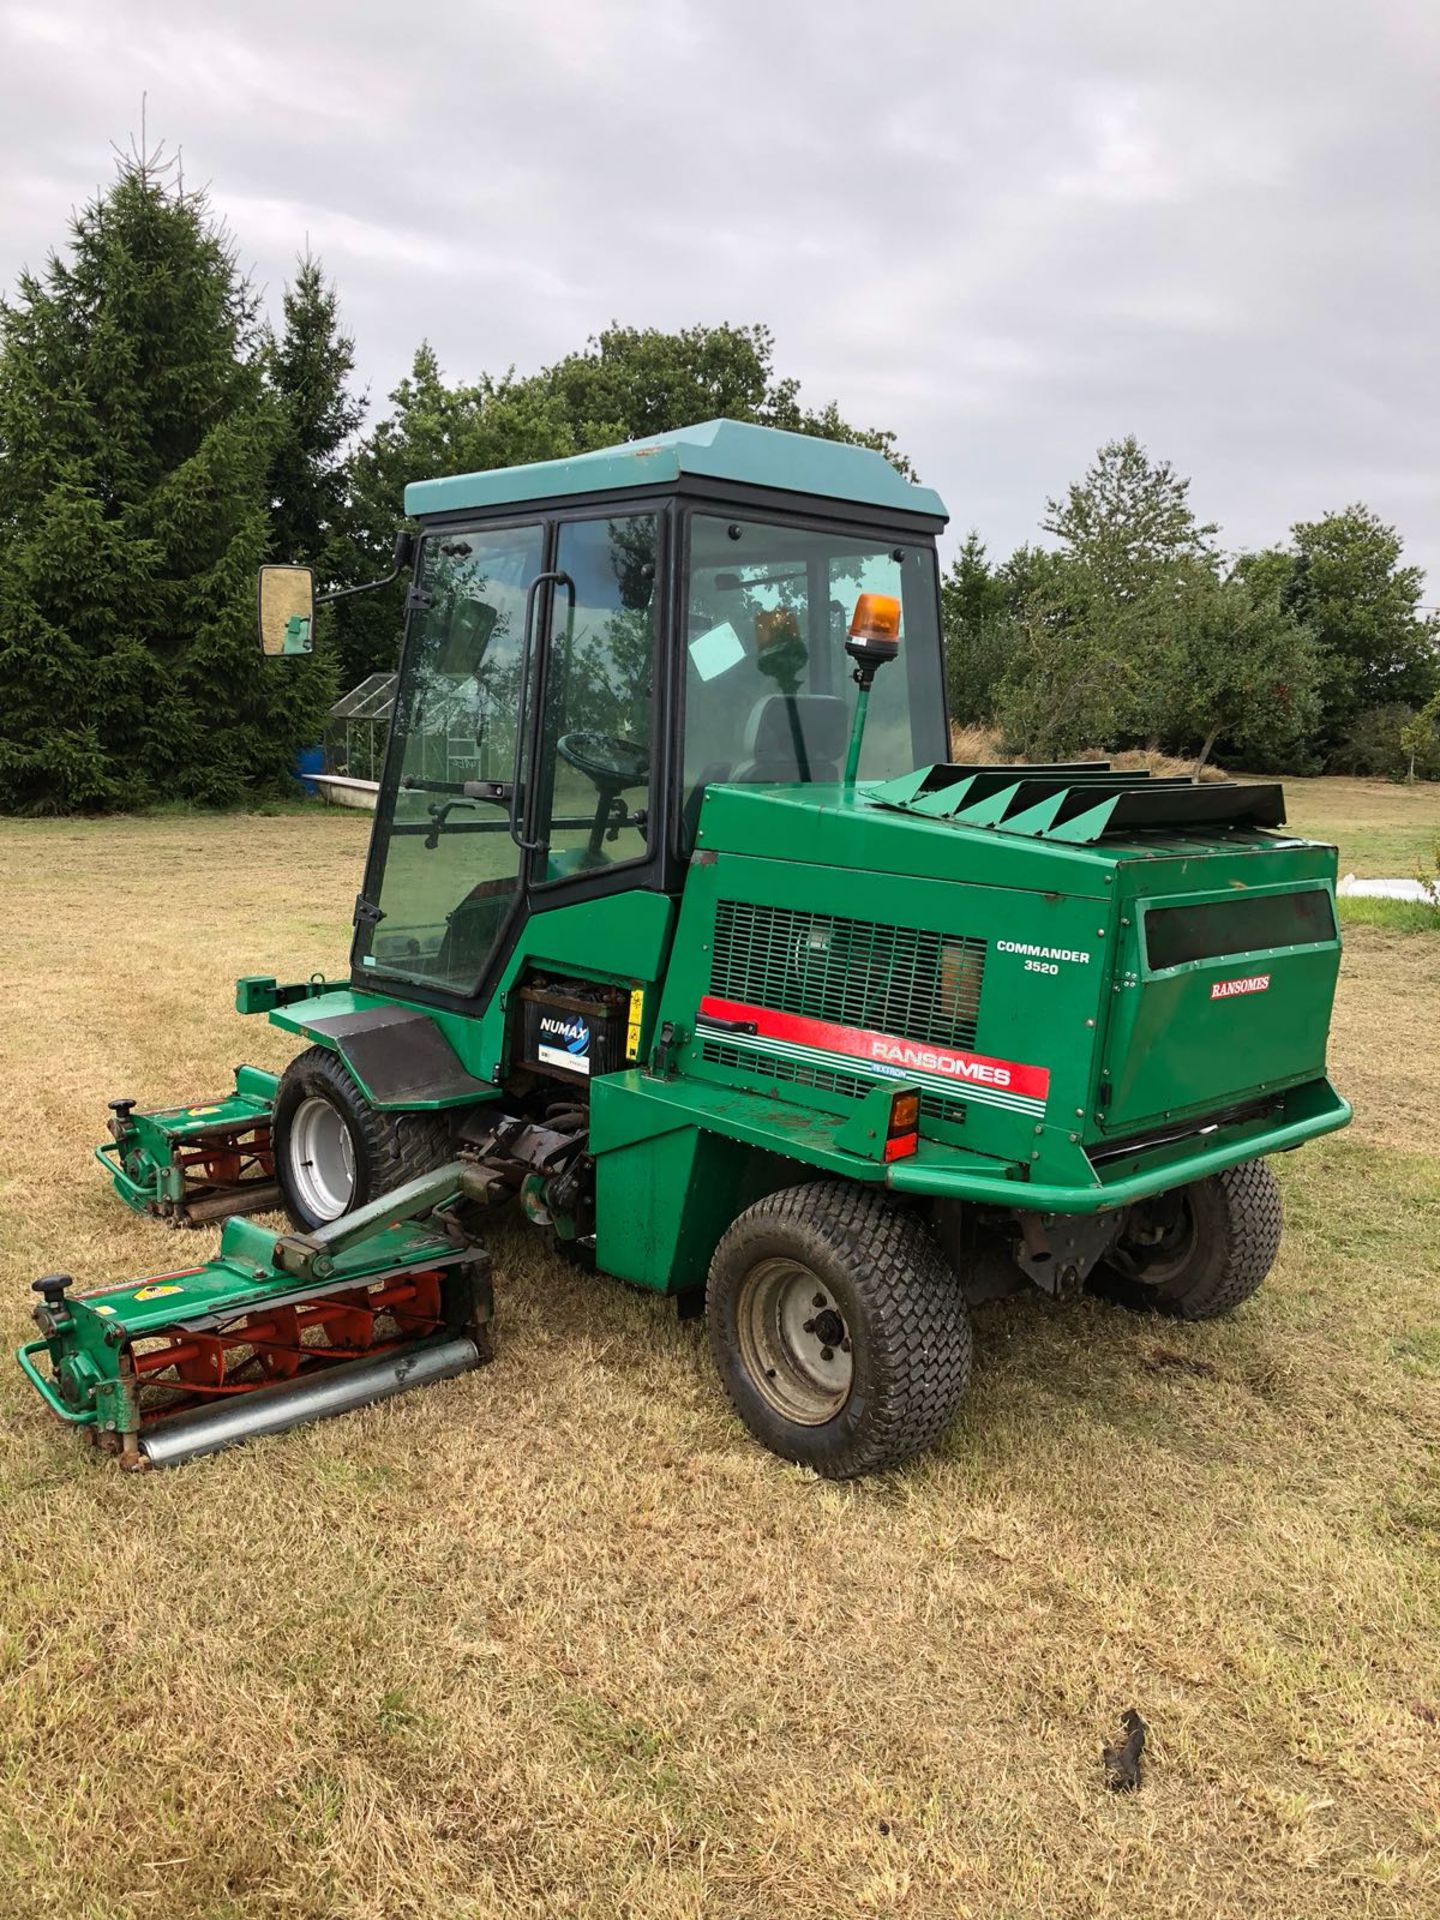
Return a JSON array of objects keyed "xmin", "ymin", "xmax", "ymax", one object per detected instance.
[{"xmin": 2, "ymin": 0, "xmax": 1437, "ymax": 588}]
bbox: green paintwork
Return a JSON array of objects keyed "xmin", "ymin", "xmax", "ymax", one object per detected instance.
[
  {"xmin": 1099, "ymin": 876, "xmax": 1338, "ymax": 1135},
  {"xmin": 403, "ymin": 418, "xmax": 947, "ymax": 522},
  {"xmin": 842, "ymin": 681, "xmax": 872, "ymax": 787},
  {"xmin": 282, "ymin": 613, "xmax": 313, "ymax": 655},
  {"xmin": 235, "ymin": 975, "xmax": 335, "ymax": 1016},
  {"xmin": 577, "ymin": 771, "xmax": 1347, "ymax": 1289},
  {"xmin": 592, "ymin": 1122, "xmax": 760, "ymax": 1295},
  {"xmin": 587, "ymin": 1070, "xmax": 1349, "ymax": 1289},
  {"xmin": 865, "ymin": 763, "xmax": 1285, "ymax": 844},
  {"xmin": 235, "ymin": 762, "xmax": 1347, "ymax": 1294}
]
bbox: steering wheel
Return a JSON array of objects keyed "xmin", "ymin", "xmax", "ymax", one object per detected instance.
[
  {"xmin": 555, "ymin": 732, "xmax": 650, "ymax": 868},
  {"xmin": 557, "ymin": 731, "xmax": 650, "ymax": 791}
]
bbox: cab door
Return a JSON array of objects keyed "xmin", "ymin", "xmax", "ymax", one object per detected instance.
[
  {"xmin": 355, "ymin": 521, "xmax": 546, "ymax": 995},
  {"xmin": 356, "ymin": 509, "xmax": 662, "ymax": 1004},
  {"xmin": 523, "ymin": 511, "xmax": 660, "ymax": 893}
]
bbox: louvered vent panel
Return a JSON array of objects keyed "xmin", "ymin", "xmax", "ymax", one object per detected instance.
[
  {"xmin": 700, "ymin": 1040, "xmax": 967, "ymax": 1130},
  {"xmin": 700, "ymin": 1040, "xmax": 871, "ymax": 1102},
  {"xmin": 709, "ymin": 901, "xmax": 986, "ymax": 1050}
]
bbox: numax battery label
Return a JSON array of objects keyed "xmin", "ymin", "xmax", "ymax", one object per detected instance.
[{"xmin": 537, "ymin": 1011, "xmax": 591, "ymax": 1074}]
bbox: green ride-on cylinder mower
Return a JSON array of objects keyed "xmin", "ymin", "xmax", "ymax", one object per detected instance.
[{"xmin": 18, "ymin": 420, "xmax": 1351, "ymax": 1474}]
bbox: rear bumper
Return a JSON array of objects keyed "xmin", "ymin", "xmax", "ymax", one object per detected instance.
[{"xmin": 887, "ymin": 1078, "xmax": 1351, "ymax": 1214}]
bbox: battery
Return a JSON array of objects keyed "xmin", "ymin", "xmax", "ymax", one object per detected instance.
[{"xmin": 517, "ymin": 978, "xmax": 630, "ymax": 1084}]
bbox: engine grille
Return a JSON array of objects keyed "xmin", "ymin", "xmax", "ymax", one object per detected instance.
[
  {"xmin": 709, "ymin": 900, "xmax": 986, "ymax": 1050},
  {"xmin": 701, "ymin": 1039, "xmax": 870, "ymax": 1101}
]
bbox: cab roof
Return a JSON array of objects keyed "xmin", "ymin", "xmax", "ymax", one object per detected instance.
[{"xmin": 402, "ymin": 417, "xmax": 948, "ymax": 523}]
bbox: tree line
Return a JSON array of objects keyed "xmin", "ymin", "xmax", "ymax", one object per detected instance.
[
  {"xmin": 1, "ymin": 147, "xmax": 1435, "ymax": 814},
  {"xmin": 945, "ymin": 443, "xmax": 1439, "ymax": 777}
]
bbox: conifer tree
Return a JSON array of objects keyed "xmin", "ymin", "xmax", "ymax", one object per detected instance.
[
  {"xmin": 266, "ymin": 250, "xmax": 365, "ymax": 581},
  {"xmin": 0, "ymin": 145, "xmax": 330, "ymax": 811}
]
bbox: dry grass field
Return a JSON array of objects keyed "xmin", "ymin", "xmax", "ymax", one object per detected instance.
[{"xmin": 1, "ymin": 780, "xmax": 1437, "ymax": 1920}]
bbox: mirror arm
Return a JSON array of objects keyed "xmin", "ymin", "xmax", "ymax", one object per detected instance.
[
  {"xmin": 315, "ymin": 564, "xmax": 402, "ymax": 610},
  {"xmin": 314, "ymin": 530, "xmax": 418, "ymax": 609}
]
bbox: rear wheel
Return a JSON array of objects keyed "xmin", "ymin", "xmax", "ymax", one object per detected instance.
[
  {"xmin": 706, "ymin": 1181, "xmax": 972, "ymax": 1478},
  {"xmin": 273, "ymin": 1046, "xmax": 452, "ymax": 1230},
  {"xmin": 1089, "ymin": 1159, "xmax": 1282, "ymax": 1320}
]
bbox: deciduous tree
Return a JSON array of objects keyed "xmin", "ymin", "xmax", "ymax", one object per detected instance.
[
  {"xmin": 1283, "ymin": 505, "xmax": 1438, "ymax": 749},
  {"xmin": 1154, "ymin": 566, "xmax": 1322, "ymax": 774}
]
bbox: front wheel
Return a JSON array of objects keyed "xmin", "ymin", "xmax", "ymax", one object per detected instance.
[
  {"xmin": 706, "ymin": 1182, "xmax": 972, "ymax": 1479},
  {"xmin": 273, "ymin": 1046, "xmax": 452, "ymax": 1230},
  {"xmin": 1089, "ymin": 1159, "xmax": 1283, "ymax": 1320}
]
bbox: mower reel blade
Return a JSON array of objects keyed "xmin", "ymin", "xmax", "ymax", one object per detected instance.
[{"xmin": 16, "ymin": 1206, "xmax": 493, "ymax": 1467}]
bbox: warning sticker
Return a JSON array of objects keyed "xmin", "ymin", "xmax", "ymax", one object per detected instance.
[
  {"xmin": 626, "ymin": 988, "xmax": 645, "ymax": 1061},
  {"xmin": 133, "ymin": 1283, "xmax": 185, "ymax": 1302}
]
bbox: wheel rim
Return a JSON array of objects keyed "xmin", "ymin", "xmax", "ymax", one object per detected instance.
[
  {"xmin": 736, "ymin": 1257, "xmax": 854, "ymax": 1426},
  {"xmin": 288, "ymin": 1095, "xmax": 357, "ymax": 1221},
  {"xmin": 1111, "ymin": 1193, "xmax": 1196, "ymax": 1285}
]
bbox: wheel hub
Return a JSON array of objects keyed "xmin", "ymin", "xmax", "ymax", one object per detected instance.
[
  {"xmin": 1112, "ymin": 1193, "xmax": 1196, "ymax": 1284},
  {"xmin": 805, "ymin": 1307, "xmax": 846, "ymax": 1349},
  {"xmin": 736, "ymin": 1259, "xmax": 854, "ymax": 1426},
  {"xmin": 288, "ymin": 1095, "xmax": 357, "ymax": 1221}
]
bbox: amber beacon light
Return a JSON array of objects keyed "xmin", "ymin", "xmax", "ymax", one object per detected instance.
[
  {"xmin": 846, "ymin": 591, "xmax": 902, "ymax": 658},
  {"xmin": 842, "ymin": 591, "xmax": 904, "ymax": 785}
]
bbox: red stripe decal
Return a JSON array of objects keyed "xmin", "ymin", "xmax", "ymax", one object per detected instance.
[
  {"xmin": 699, "ymin": 996, "xmax": 1050, "ymax": 1103},
  {"xmin": 77, "ymin": 1267, "xmax": 208, "ymax": 1300}
]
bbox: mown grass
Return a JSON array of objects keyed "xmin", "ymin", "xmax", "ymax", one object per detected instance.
[
  {"xmin": 1, "ymin": 785, "xmax": 1438, "ymax": 1919},
  {"xmin": 1338, "ymin": 896, "xmax": 1440, "ymax": 935},
  {"xmin": 1279, "ymin": 773, "xmax": 1440, "ymax": 878}
]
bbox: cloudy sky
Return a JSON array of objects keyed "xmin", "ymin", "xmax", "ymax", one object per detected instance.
[{"xmin": 2, "ymin": 1, "xmax": 1437, "ymax": 585}]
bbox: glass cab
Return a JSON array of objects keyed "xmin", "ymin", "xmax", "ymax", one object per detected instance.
[
  {"xmin": 681, "ymin": 513, "xmax": 945, "ymax": 836},
  {"xmin": 353, "ymin": 487, "xmax": 947, "ymax": 1007}
]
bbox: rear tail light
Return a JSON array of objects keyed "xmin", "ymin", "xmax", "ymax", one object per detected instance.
[{"xmin": 884, "ymin": 1088, "xmax": 920, "ymax": 1162}]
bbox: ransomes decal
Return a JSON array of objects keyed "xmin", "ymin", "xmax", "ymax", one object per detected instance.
[
  {"xmin": 698, "ymin": 995, "xmax": 1050, "ymax": 1117},
  {"xmin": 1210, "ymin": 973, "xmax": 1271, "ymax": 1000}
]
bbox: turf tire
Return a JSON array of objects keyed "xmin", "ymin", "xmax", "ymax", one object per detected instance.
[
  {"xmin": 273, "ymin": 1045, "xmax": 453, "ymax": 1231},
  {"xmin": 1089, "ymin": 1159, "xmax": 1283, "ymax": 1320},
  {"xmin": 706, "ymin": 1181, "xmax": 972, "ymax": 1479}
]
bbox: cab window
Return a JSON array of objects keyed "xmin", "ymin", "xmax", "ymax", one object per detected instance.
[
  {"xmin": 682, "ymin": 515, "xmax": 945, "ymax": 839},
  {"xmin": 530, "ymin": 514, "xmax": 658, "ymax": 884}
]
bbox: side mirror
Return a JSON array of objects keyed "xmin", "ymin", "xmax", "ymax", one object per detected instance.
[{"xmin": 257, "ymin": 565, "xmax": 316, "ymax": 657}]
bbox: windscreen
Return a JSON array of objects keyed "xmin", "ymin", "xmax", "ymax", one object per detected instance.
[{"xmin": 682, "ymin": 515, "xmax": 946, "ymax": 837}]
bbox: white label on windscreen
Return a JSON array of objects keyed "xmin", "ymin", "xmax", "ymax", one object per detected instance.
[{"xmin": 688, "ymin": 620, "xmax": 745, "ymax": 682}]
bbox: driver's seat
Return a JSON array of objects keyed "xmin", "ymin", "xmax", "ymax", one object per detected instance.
[{"xmin": 732, "ymin": 694, "xmax": 849, "ymax": 785}]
